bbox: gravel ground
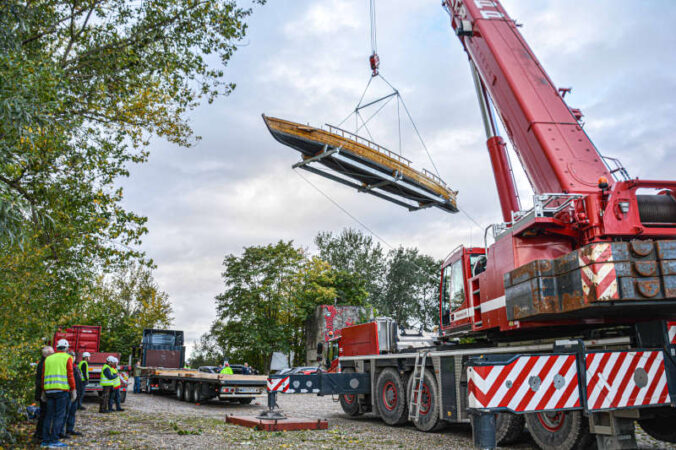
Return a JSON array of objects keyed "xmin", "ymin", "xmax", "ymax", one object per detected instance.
[{"xmin": 20, "ymin": 388, "xmax": 675, "ymax": 449}]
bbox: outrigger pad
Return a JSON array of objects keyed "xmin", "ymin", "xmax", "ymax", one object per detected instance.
[
  {"xmin": 263, "ymin": 115, "xmax": 458, "ymax": 213},
  {"xmin": 225, "ymin": 415, "xmax": 328, "ymax": 431}
]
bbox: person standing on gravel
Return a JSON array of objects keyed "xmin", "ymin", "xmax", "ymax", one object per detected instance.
[
  {"xmin": 77, "ymin": 352, "xmax": 90, "ymax": 410},
  {"xmin": 61, "ymin": 352, "xmax": 84, "ymax": 438},
  {"xmin": 34, "ymin": 346, "xmax": 54, "ymax": 443},
  {"xmin": 133, "ymin": 361, "xmax": 142, "ymax": 394},
  {"xmin": 109, "ymin": 357, "xmax": 125, "ymax": 412},
  {"xmin": 99, "ymin": 356, "xmax": 118, "ymax": 413},
  {"xmin": 41, "ymin": 339, "xmax": 77, "ymax": 448}
]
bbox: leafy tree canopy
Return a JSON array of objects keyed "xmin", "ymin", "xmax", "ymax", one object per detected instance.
[{"xmin": 0, "ymin": 0, "xmax": 261, "ymax": 440}]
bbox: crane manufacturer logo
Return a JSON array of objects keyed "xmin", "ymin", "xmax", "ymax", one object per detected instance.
[{"xmin": 473, "ymin": 0, "xmax": 504, "ymax": 20}]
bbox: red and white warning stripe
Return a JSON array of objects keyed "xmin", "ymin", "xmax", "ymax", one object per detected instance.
[
  {"xmin": 267, "ymin": 376, "xmax": 289, "ymax": 393},
  {"xmin": 668, "ymin": 322, "xmax": 676, "ymax": 345},
  {"xmin": 579, "ymin": 243, "xmax": 619, "ymax": 301},
  {"xmin": 585, "ymin": 351, "xmax": 671, "ymax": 411},
  {"xmin": 467, "ymin": 355, "xmax": 580, "ymax": 412}
]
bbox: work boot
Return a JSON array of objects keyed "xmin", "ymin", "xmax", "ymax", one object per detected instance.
[
  {"xmin": 114, "ymin": 408, "xmax": 125, "ymax": 412},
  {"xmin": 67, "ymin": 431, "xmax": 83, "ymax": 436},
  {"xmin": 58, "ymin": 434, "xmax": 70, "ymax": 440},
  {"xmin": 78, "ymin": 405, "xmax": 86, "ymax": 410}
]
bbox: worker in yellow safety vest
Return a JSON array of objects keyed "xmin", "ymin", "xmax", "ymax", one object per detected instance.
[
  {"xmin": 41, "ymin": 339, "xmax": 77, "ymax": 446},
  {"xmin": 76, "ymin": 352, "xmax": 90, "ymax": 410},
  {"xmin": 99, "ymin": 356, "xmax": 119, "ymax": 413},
  {"xmin": 109, "ymin": 358, "xmax": 124, "ymax": 412},
  {"xmin": 220, "ymin": 362, "xmax": 234, "ymax": 375}
]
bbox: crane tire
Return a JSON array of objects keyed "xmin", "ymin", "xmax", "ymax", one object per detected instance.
[
  {"xmin": 339, "ymin": 368, "xmax": 362, "ymax": 417},
  {"xmin": 406, "ymin": 369, "xmax": 443, "ymax": 432},
  {"xmin": 525, "ymin": 411, "xmax": 593, "ymax": 450},
  {"xmin": 496, "ymin": 413, "xmax": 524, "ymax": 445},
  {"xmin": 638, "ymin": 407, "xmax": 676, "ymax": 443},
  {"xmin": 375, "ymin": 368, "xmax": 409, "ymax": 426},
  {"xmin": 175, "ymin": 382, "xmax": 183, "ymax": 401}
]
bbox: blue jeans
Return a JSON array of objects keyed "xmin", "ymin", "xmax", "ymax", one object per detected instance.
[
  {"xmin": 134, "ymin": 376, "xmax": 141, "ymax": 393},
  {"xmin": 43, "ymin": 391, "xmax": 69, "ymax": 444},
  {"xmin": 109, "ymin": 388, "xmax": 122, "ymax": 410},
  {"xmin": 76, "ymin": 381, "xmax": 86, "ymax": 408},
  {"xmin": 63, "ymin": 398, "xmax": 78, "ymax": 433}
]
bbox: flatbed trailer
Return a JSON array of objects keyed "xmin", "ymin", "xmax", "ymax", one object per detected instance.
[
  {"xmin": 138, "ymin": 367, "xmax": 267, "ymax": 404},
  {"xmin": 267, "ymin": 320, "xmax": 676, "ymax": 449}
]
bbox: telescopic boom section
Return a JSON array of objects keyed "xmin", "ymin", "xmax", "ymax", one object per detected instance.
[{"xmin": 444, "ymin": 0, "xmax": 613, "ymax": 197}]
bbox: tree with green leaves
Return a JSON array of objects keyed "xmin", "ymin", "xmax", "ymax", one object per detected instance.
[
  {"xmin": 205, "ymin": 241, "xmax": 369, "ymax": 372},
  {"xmin": 212, "ymin": 241, "xmax": 305, "ymax": 372},
  {"xmin": 80, "ymin": 264, "xmax": 173, "ymax": 362},
  {"xmin": 382, "ymin": 247, "xmax": 441, "ymax": 330},
  {"xmin": 0, "ymin": 0, "xmax": 261, "ymax": 440},
  {"xmin": 315, "ymin": 228, "xmax": 386, "ymax": 306}
]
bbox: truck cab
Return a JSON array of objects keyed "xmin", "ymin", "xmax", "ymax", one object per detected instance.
[{"xmin": 439, "ymin": 246, "xmax": 486, "ymax": 337}]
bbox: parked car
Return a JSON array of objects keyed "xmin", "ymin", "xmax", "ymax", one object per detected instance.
[
  {"xmin": 288, "ymin": 366, "xmax": 325, "ymax": 375},
  {"xmin": 198, "ymin": 366, "xmax": 220, "ymax": 374}
]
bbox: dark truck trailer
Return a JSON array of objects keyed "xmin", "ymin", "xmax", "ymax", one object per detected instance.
[
  {"xmin": 137, "ymin": 329, "xmax": 266, "ymax": 404},
  {"xmin": 139, "ymin": 367, "xmax": 267, "ymax": 404}
]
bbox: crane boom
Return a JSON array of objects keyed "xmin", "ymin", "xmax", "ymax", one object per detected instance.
[{"xmin": 444, "ymin": 0, "xmax": 613, "ymax": 201}]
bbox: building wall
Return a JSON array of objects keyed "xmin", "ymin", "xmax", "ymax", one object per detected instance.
[{"xmin": 305, "ymin": 305, "xmax": 370, "ymax": 364}]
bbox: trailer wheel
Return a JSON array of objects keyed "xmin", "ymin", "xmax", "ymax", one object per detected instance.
[
  {"xmin": 638, "ymin": 407, "xmax": 676, "ymax": 443},
  {"xmin": 375, "ymin": 368, "xmax": 409, "ymax": 426},
  {"xmin": 407, "ymin": 369, "xmax": 442, "ymax": 432},
  {"xmin": 525, "ymin": 411, "xmax": 593, "ymax": 450},
  {"xmin": 176, "ymin": 382, "xmax": 184, "ymax": 401},
  {"xmin": 496, "ymin": 413, "xmax": 524, "ymax": 445},
  {"xmin": 192, "ymin": 383, "xmax": 202, "ymax": 403},
  {"xmin": 183, "ymin": 382, "xmax": 193, "ymax": 402},
  {"xmin": 339, "ymin": 368, "xmax": 362, "ymax": 417}
]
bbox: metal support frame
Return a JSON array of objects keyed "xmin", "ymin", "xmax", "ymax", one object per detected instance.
[
  {"xmin": 470, "ymin": 412, "xmax": 497, "ymax": 450},
  {"xmin": 257, "ymin": 391, "xmax": 287, "ymax": 420},
  {"xmin": 292, "ymin": 146, "xmax": 339, "ymax": 169}
]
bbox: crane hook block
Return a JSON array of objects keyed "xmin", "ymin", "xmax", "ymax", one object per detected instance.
[{"xmin": 369, "ymin": 52, "xmax": 380, "ymax": 77}]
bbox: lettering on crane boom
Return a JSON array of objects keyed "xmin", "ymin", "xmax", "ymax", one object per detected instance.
[{"xmin": 474, "ymin": 0, "xmax": 504, "ymax": 19}]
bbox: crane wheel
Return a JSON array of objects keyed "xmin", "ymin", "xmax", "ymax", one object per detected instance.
[
  {"xmin": 175, "ymin": 382, "xmax": 183, "ymax": 401},
  {"xmin": 406, "ymin": 368, "xmax": 443, "ymax": 432},
  {"xmin": 375, "ymin": 368, "xmax": 409, "ymax": 426},
  {"xmin": 496, "ymin": 413, "xmax": 524, "ymax": 445},
  {"xmin": 339, "ymin": 368, "xmax": 362, "ymax": 417},
  {"xmin": 525, "ymin": 411, "xmax": 593, "ymax": 450},
  {"xmin": 638, "ymin": 407, "xmax": 676, "ymax": 443}
]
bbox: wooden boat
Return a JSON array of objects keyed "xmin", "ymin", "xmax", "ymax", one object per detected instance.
[{"xmin": 263, "ymin": 115, "xmax": 458, "ymax": 213}]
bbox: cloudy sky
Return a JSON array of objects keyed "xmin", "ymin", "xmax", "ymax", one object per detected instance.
[{"xmin": 120, "ymin": 0, "xmax": 676, "ymax": 352}]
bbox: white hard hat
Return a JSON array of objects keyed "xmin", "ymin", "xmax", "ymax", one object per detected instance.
[
  {"xmin": 106, "ymin": 355, "xmax": 115, "ymax": 363},
  {"xmin": 82, "ymin": 352, "xmax": 91, "ymax": 358},
  {"xmin": 56, "ymin": 339, "xmax": 69, "ymax": 349},
  {"xmin": 111, "ymin": 356, "xmax": 119, "ymax": 364}
]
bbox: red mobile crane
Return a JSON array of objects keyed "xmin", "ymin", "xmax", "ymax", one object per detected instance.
[{"xmin": 262, "ymin": 1, "xmax": 676, "ymax": 449}]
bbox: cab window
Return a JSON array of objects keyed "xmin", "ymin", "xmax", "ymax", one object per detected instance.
[{"xmin": 441, "ymin": 259, "xmax": 466, "ymax": 326}]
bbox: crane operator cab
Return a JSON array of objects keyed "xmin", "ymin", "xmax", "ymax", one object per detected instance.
[{"xmin": 439, "ymin": 246, "xmax": 486, "ymax": 336}]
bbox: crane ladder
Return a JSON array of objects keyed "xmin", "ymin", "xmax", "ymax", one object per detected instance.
[{"xmin": 408, "ymin": 351, "xmax": 429, "ymax": 422}]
